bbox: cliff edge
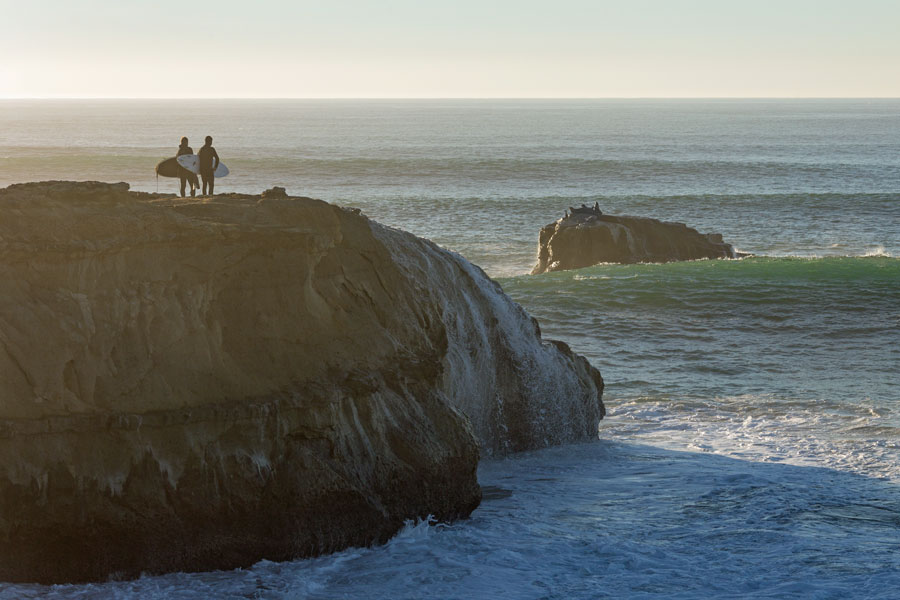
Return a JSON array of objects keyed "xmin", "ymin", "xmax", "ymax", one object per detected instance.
[
  {"xmin": 532, "ymin": 207, "xmax": 738, "ymax": 274},
  {"xmin": 0, "ymin": 181, "xmax": 604, "ymax": 583}
]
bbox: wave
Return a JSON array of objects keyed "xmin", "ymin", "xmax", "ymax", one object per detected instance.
[
  {"xmin": 864, "ymin": 245, "xmax": 893, "ymax": 258},
  {"xmin": 503, "ymin": 256, "xmax": 900, "ymax": 336},
  {"xmin": 741, "ymin": 249, "xmax": 896, "ymax": 260},
  {"xmin": 501, "ymin": 256, "xmax": 900, "ymax": 343},
  {"xmin": 500, "ymin": 254, "xmax": 900, "ymax": 423},
  {"xmin": 507, "ymin": 254, "xmax": 900, "ymax": 285},
  {"xmin": 602, "ymin": 393, "xmax": 900, "ymax": 481}
]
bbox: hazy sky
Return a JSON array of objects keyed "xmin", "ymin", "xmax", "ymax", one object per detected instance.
[{"xmin": 3, "ymin": 0, "xmax": 899, "ymax": 98}]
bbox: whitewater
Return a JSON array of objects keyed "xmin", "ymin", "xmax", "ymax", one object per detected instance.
[{"xmin": 0, "ymin": 99, "xmax": 898, "ymax": 598}]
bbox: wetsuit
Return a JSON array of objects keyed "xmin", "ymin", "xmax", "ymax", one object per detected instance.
[
  {"xmin": 176, "ymin": 144, "xmax": 198, "ymax": 197},
  {"xmin": 198, "ymin": 144, "xmax": 220, "ymax": 196}
]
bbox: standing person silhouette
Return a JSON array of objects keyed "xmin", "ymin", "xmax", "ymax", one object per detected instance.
[
  {"xmin": 198, "ymin": 136, "xmax": 220, "ymax": 196},
  {"xmin": 176, "ymin": 136, "xmax": 198, "ymax": 197}
]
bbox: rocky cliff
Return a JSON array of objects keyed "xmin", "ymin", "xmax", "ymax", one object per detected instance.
[
  {"xmin": 532, "ymin": 208, "xmax": 738, "ymax": 274},
  {"xmin": 0, "ymin": 181, "xmax": 604, "ymax": 583}
]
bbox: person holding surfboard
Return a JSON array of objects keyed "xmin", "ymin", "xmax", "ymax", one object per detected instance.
[
  {"xmin": 198, "ymin": 136, "xmax": 220, "ymax": 196},
  {"xmin": 176, "ymin": 137, "xmax": 199, "ymax": 197}
]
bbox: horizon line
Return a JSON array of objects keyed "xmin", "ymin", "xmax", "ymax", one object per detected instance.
[{"xmin": 2, "ymin": 96, "xmax": 900, "ymax": 101}]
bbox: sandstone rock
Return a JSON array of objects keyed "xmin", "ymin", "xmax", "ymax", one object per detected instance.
[
  {"xmin": 0, "ymin": 181, "xmax": 604, "ymax": 583},
  {"xmin": 532, "ymin": 210, "xmax": 739, "ymax": 274}
]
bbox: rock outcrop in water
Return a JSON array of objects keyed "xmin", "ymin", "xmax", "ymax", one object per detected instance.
[
  {"xmin": 0, "ymin": 181, "xmax": 604, "ymax": 583},
  {"xmin": 532, "ymin": 206, "xmax": 738, "ymax": 274}
]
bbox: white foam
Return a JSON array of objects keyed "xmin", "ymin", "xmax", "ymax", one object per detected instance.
[
  {"xmin": 368, "ymin": 221, "xmax": 602, "ymax": 454},
  {"xmin": 864, "ymin": 245, "xmax": 892, "ymax": 257},
  {"xmin": 600, "ymin": 393, "xmax": 900, "ymax": 481}
]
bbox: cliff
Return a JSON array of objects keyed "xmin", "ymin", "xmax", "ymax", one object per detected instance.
[
  {"xmin": 532, "ymin": 207, "xmax": 738, "ymax": 274},
  {"xmin": 0, "ymin": 181, "xmax": 604, "ymax": 583}
]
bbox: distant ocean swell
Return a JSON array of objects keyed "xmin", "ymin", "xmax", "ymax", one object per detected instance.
[
  {"xmin": 3, "ymin": 151, "xmax": 900, "ymax": 198},
  {"xmin": 3, "ymin": 154, "xmax": 899, "ymax": 180}
]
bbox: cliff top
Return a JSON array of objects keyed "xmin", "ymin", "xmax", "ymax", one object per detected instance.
[{"xmin": 0, "ymin": 181, "xmax": 392, "ymax": 419}]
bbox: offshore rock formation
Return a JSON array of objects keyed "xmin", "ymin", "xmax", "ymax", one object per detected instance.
[
  {"xmin": 0, "ymin": 181, "xmax": 604, "ymax": 583},
  {"xmin": 532, "ymin": 206, "xmax": 739, "ymax": 274}
]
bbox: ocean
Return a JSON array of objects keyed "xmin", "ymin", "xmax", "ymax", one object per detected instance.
[{"xmin": 1, "ymin": 99, "xmax": 898, "ymax": 598}]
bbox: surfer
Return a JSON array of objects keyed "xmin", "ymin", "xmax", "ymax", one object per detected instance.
[
  {"xmin": 176, "ymin": 137, "xmax": 199, "ymax": 197},
  {"xmin": 198, "ymin": 136, "xmax": 220, "ymax": 196}
]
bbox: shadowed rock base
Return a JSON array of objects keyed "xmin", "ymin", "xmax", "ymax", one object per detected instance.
[
  {"xmin": 0, "ymin": 181, "xmax": 603, "ymax": 583},
  {"xmin": 0, "ymin": 393, "xmax": 479, "ymax": 583}
]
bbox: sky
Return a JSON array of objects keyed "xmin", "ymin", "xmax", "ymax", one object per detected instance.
[{"xmin": 2, "ymin": 0, "xmax": 899, "ymax": 98}]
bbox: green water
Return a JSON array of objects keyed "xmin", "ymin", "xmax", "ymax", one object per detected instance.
[{"xmin": 502, "ymin": 256, "xmax": 899, "ymax": 418}]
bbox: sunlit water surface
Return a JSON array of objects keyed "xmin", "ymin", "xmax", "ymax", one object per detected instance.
[{"xmin": 1, "ymin": 100, "xmax": 898, "ymax": 598}]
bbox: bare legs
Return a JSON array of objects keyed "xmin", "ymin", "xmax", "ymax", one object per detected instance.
[
  {"xmin": 201, "ymin": 172, "xmax": 215, "ymax": 196},
  {"xmin": 179, "ymin": 173, "xmax": 199, "ymax": 197}
]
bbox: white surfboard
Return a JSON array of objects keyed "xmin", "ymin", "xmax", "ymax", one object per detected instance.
[{"xmin": 177, "ymin": 154, "xmax": 229, "ymax": 177}]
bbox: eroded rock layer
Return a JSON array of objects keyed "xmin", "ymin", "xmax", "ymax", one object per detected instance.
[
  {"xmin": 532, "ymin": 210, "xmax": 738, "ymax": 274},
  {"xmin": 0, "ymin": 181, "xmax": 604, "ymax": 583}
]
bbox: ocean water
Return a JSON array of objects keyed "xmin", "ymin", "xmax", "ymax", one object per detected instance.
[{"xmin": 1, "ymin": 100, "xmax": 899, "ymax": 598}]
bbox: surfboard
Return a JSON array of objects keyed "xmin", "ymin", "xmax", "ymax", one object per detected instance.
[
  {"xmin": 155, "ymin": 156, "xmax": 183, "ymax": 178},
  {"xmin": 177, "ymin": 154, "xmax": 230, "ymax": 178}
]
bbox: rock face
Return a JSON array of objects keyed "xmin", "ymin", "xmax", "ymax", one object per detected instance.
[
  {"xmin": 532, "ymin": 209, "xmax": 738, "ymax": 274},
  {"xmin": 0, "ymin": 181, "xmax": 604, "ymax": 583}
]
